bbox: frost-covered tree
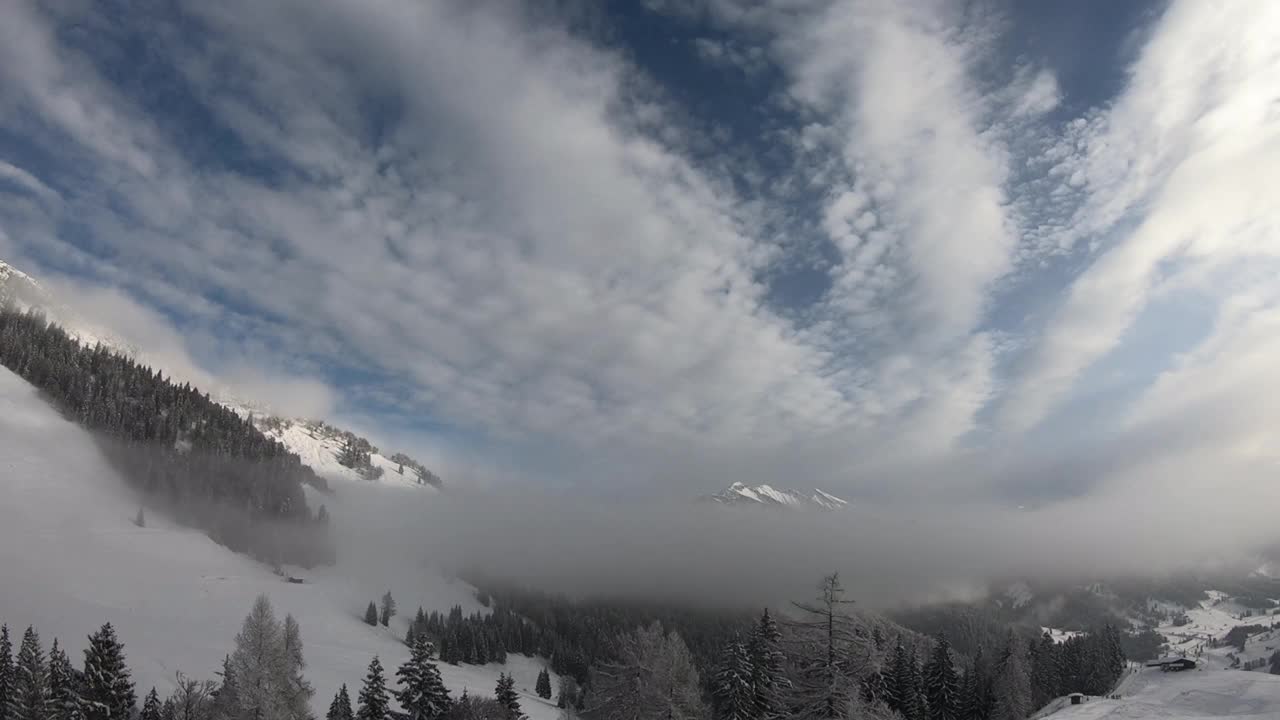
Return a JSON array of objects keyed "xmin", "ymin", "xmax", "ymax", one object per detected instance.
[
  {"xmin": 555, "ymin": 676, "xmax": 580, "ymax": 711},
  {"xmin": 887, "ymin": 644, "xmax": 923, "ymax": 720},
  {"xmin": 535, "ymin": 669, "xmax": 552, "ymax": 700},
  {"xmin": 0, "ymin": 624, "xmax": 14, "ymax": 718},
  {"xmin": 992, "ymin": 634, "xmax": 1030, "ymax": 720},
  {"xmin": 229, "ymin": 595, "xmax": 311, "ymax": 720},
  {"xmin": 712, "ymin": 637, "xmax": 754, "ymax": 720},
  {"xmin": 327, "ymin": 684, "xmax": 354, "ymax": 720},
  {"xmin": 210, "ymin": 655, "xmax": 240, "ymax": 720},
  {"xmin": 746, "ymin": 609, "xmax": 787, "ymax": 720},
  {"xmin": 166, "ymin": 671, "xmax": 217, "ymax": 720},
  {"xmin": 494, "ymin": 675, "xmax": 521, "ymax": 720},
  {"xmin": 80, "ymin": 623, "xmax": 135, "ymax": 720},
  {"xmin": 365, "ymin": 603, "xmax": 379, "ymax": 627},
  {"xmin": 49, "ymin": 639, "xmax": 84, "ymax": 720},
  {"xmin": 585, "ymin": 622, "xmax": 705, "ymax": 720},
  {"xmin": 380, "ymin": 593, "xmax": 396, "ymax": 628},
  {"xmin": 141, "ymin": 689, "xmax": 163, "ymax": 720},
  {"xmin": 787, "ymin": 574, "xmax": 863, "ymax": 720},
  {"xmin": 924, "ymin": 638, "xmax": 959, "ymax": 720},
  {"xmin": 281, "ymin": 615, "xmax": 314, "ymax": 715},
  {"xmin": 8, "ymin": 626, "xmax": 50, "ymax": 720},
  {"xmin": 395, "ymin": 637, "xmax": 451, "ymax": 720},
  {"xmin": 356, "ymin": 657, "xmax": 389, "ymax": 720}
]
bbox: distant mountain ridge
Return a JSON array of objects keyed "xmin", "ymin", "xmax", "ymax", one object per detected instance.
[{"xmin": 701, "ymin": 481, "xmax": 848, "ymax": 510}]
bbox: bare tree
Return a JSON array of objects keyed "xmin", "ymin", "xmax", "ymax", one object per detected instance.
[
  {"xmin": 585, "ymin": 622, "xmax": 707, "ymax": 720},
  {"xmin": 785, "ymin": 573, "xmax": 868, "ymax": 720},
  {"xmin": 167, "ymin": 671, "xmax": 218, "ymax": 720}
]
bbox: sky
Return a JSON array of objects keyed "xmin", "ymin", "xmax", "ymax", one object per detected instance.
[{"xmin": 1, "ymin": 0, "xmax": 1279, "ymax": 507}]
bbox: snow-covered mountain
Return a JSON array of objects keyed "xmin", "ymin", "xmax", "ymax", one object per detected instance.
[
  {"xmin": 0, "ymin": 257, "xmax": 441, "ymax": 491},
  {"xmin": 0, "ymin": 364, "xmax": 558, "ymax": 716},
  {"xmin": 701, "ymin": 481, "xmax": 848, "ymax": 510}
]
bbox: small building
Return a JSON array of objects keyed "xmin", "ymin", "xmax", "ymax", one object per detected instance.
[
  {"xmin": 1069, "ymin": 693, "xmax": 1085, "ymax": 705},
  {"xmin": 1161, "ymin": 658, "xmax": 1197, "ymax": 672}
]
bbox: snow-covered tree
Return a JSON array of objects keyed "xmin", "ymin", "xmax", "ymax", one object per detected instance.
[
  {"xmin": 992, "ymin": 634, "xmax": 1030, "ymax": 720},
  {"xmin": 0, "ymin": 624, "xmax": 14, "ymax": 718},
  {"xmin": 210, "ymin": 655, "xmax": 240, "ymax": 720},
  {"xmin": 141, "ymin": 689, "xmax": 163, "ymax": 720},
  {"xmin": 395, "ymin": 637, "xmax": 451, "ymax": 720},
  {"xmin": 536, "ymin": 669, "xmax": 552, "ymax": 700},
  {"xmin": 585, "ymin": 622, "xmax": 705, "ymax": 720},
  {"xmin": 494, "ymin": 674, "xmax": 521, "ymax": 720},
  {"xmin": 49, "ymin": 639, "xmax": 85, "ymax": 720},
  {"xmin": 327, "ymin": 684, "xmax": 354, "ymax": 720},
  {"xmin": 281, "ymin": 615, "xmax": 314, "ymax": 715},
  {"xmin": 80, "ymin": 623, "xmax": 135, "ymax": 720},
  {"xmin": 229, "ymin": 595, "xmax": 311, "ymax": 720},
  {"xmin": 887, "ymin": 644, "xmax": 923, "ymax": 720},
  {"xmin": 380, "ymin": 593, "xmax": 397, "ymax": 628},
  {"xmin": 356, "ymin": 657, "xmax": 390, "ymax": 720},
  {"xmin": 787, "ymin": 574, "xmax": 863, "ymax": 720},
  {"xmin": 712, "ymin": 637, "xmax": 754, "ymax": 720},
  {"xmin": 166, "ymin": 672, "xmax": 217, "ymax": 720},
  {"xmin": 924, "ymin": 638, "xmax": 959, "ymax": 720},
  {"xmin": 365, "ymin": 603, "xmax": 379, "ymax": 627},
  {"xmin": 746, "ymin": 609, "xmax": 787, "ymax": 720},
  {"xmin": 8, "ymin": 626, "xmax": 50, "ymax": 720}
]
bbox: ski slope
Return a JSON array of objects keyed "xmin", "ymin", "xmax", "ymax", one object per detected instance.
[
  {"xmin": 1045, "ymin": 667, "xmax": 1280, "ymax": 719},
  {"xmin": 1156, "ymin": 594, "xmax": 1280, "ymax": 671},
  {"xmin": 0, "ymin": 366, "xmax": 560, "ymax": 717}
]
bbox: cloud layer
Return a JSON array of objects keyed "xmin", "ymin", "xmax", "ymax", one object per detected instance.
[{"xmin": 1, "ymin": 0, "xmax": 1279, "ymax": 530}]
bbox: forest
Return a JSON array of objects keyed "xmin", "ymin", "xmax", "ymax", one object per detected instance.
[{"xmin": 0, "ymin": 307, "xmax": 334, "ymax": 567}]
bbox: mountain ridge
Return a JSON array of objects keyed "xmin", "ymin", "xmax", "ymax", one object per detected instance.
[{"xmin": 700, "ymin": 481, "xmax": 848, "ymax": 510}]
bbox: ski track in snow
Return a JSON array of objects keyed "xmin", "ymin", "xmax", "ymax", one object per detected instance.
[{"xmin": 0, "ymin": 366, "xmax": 562, "ymax": 717}]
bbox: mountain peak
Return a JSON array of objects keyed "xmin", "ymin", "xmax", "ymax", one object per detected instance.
[{"xmin": 701, "ymin": 482, "xmax": 847, "ymax": 511}]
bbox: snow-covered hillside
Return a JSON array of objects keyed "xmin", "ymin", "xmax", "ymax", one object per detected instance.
[
  {"xmin": 0, "ymin": 259, "xmax": 134, "ymax": 353},
  {"xmin": 250, "ymin": 417, "xmax": 438, "ymax": 491},
  {"xmin": 701, "ymin": 481, "xmax": 848, "ymax": 510},
  {"xmin": 1155, "ymin": 592, "xmax": 1280, "ymax": 671},
  {"xmin": 0, "ymin": 366, "xmax": 557, "ymax": 716},
  {"xmin": 1043, "ymin": 666, "xmax": 1280, "ymax": 720}
]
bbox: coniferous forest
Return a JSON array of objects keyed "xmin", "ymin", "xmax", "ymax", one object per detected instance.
[{"xmin": 0, "ymin": 307, "xmax": 334, "ymax": 567}]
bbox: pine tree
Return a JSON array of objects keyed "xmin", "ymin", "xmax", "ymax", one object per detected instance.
[
  {"xmin": 924, "ymin": 638, "xmax": 959, "ymax": 720},
  {"xmin": 356, "ymin": 657, "xmax": 389, "ymax": 720},
  {"xmin": 888, "ymin": 644, "xmax": 924, "ymax": 720},
  {"xmin": 140, "ymin": 689, "xmax": 162, "ymax": 720},
  {"xmin": 711, "ymin": 637, "xmax": 754, "ymax": 720},
  {"xmin": 535, "ymin": 669, "xmax": 552, "ymax": 700},
  {"xmin": 80, "ymin": 623, "xmax": 135, "ymax": 720},
  {"xmin": 746, "ymin": 609, "xmax": 787, "ymax": 720},
  {"xmin": 328, "ymin": 684, "xmax": 354, "ymax": 720},
  {"xmin": 380, "ymin": 593, "xmax": 396, "ymax": 627},
  {"xmin": 0, "ymin": 624, "xmax": 13, "ymax": 720},
  {"xmin": 395, "ymin": 637, "xmax": 451, "ymax": 720},
  {"xmin": 160, "ymin": 697, "xmax": 176, "ymax": 720},
  {"xmin": 8, "ymin": 627, "xmax": 50, "ymax": 720},
  {"xmin": 365, "ymin": 603, "xmax": 380, "ymax": 627},
  {"xmin": 210, "ymin": 654, "xmax": 240, "ymax": 720},
  {"xmin": 494, "ymin": 675, "xmax": 521, "ymax": 720},
  {"xmin": 1029, "ymin": 633, "xmax": 1058, "ymax": 709},
  {"xmin": 49, "ymin": 639, "xmax": 84, "ymax": 720},
  {"xmin": 788, "ymin": 574, "xmax": 862, "ymax": 720},
  {"xmin": 992, "ymin": 633, "xmax": 1030, "ymax": 720}
]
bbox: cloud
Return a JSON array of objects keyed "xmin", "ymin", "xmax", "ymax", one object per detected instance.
[{"xmin": 0, "ymin": 0, "xmax": 1278, "ymax": 552}]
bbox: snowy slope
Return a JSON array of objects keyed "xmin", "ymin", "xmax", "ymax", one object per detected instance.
[
  {"xmin": 0, "ymin": 259, "xmax": 135, "ymax": 353},
  {"xmin": 701, "ymin": 481, "xmax": 848, "ymax": 510},
  {"xmin": 252, "ymin": 418, "xmax": 433, "ymax": 490},
  {"xmin": 0, "ymin": 366, "xmax": 557, "ymax": 716},
  {"xmin": 1155, "ymin": 592, "xmax": 1280, "ymax": 671},
  {"xmin": 1044, "ymin": 667, "xmax": 1280, "ymax": 720}
]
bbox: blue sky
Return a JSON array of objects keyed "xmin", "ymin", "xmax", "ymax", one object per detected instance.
[{"xmin": 2, "ymin": 0, "xmax": 1279, "ymax": 505}]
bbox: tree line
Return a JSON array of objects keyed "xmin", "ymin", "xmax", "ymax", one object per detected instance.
[{"xmin": 0, "ymin": 308, "xmax": 334, "ymax": 567}]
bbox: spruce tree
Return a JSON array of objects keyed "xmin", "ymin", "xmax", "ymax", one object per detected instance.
[
  {"xmin": 365, "ymin": 603, "xmax": 379, "ymax": 627},
  {"xmin": 210, "ymin": 655, "xmax": 240, "ymax": 720},
  {"xmin": 924, "ymin": 638, "xmax": 959, "ymax": 720},
  {"xmin": 860, "ymin": 669, "xmax": 887, "ymax": 707},
  {"xmin": 8, "ymin": 627, "xmax": 49, "ymax": 720},
  {"xmin": 380, "ymin": 593, "xmax": 396, "ymax": 627},
  {"xmin": 711, "ymin": 637, "xmax": 755, "ymax": 720},
  {"xmin": 356, "ymin": 657, "xmax": 389, "ymax": 720},
  {"xmin": 535, "ymin": 669, "xmax": 552, "ymax": 700},
  {"xmin": 160, "ymin": 697, "xmax": 176, "ymax": 720},
  {"xmin": 992, "ymin": 633, "xmax": 1030, "ymax": 720},
  {"xmin": 1029, "ymin": 633, "xmax": 1058, "ymax": 708},
  {"xmin": 888, "ymin": 644, "xmax": 924, "ymax": 720},
  {"xmin": 140, "ymin": 689, "xmax": 162, "ymax": 720},
  {"xmin": 788, "ymin": 574, "xmax": 861, "ymax": 719},
  {"xmin": 48, "ymin": 639, "xmax": 84, "ymax": 720},
  {"xmin": 394, "ymin": 637, "xmax": 451, "ymax": 720},
  {"xmin": 0, "ymin": 624, "xmax": 13, "ymax": 720},
  {"xmin": 328, "ymin": 684, "xmax": 354, "ymax": 720},
  {"xmin": 494, "ymin": 674, "xmax": 521, "ymax": 720},
  {"xmin": 746, "ymin": 609, "xmax": 787, "ymax": 720},
  {"xmin": 80, "ymin": 623, "xmax": 135, "ymax": 720}
]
